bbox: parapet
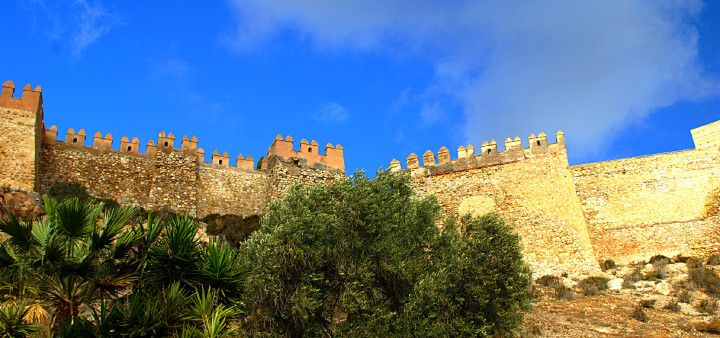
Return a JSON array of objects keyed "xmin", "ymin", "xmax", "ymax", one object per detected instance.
[
  {"xmin": 691, "ymin": 120, "xmax": 720, "ymax": 149},
  {"xmin": 0, "ymin": 81, "xmax": 42, "ymax": 112},
  {"xmin": 266, "ymin": 134, "xmax": 345, "ymax": 172},
  {"xmin": 392, "ymin": 131, "xmax": 566, "ymax": 175}
]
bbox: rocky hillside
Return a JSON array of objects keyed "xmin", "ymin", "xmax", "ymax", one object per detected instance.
[{"xmin": 523, "ymin": 256, "xmax": 720, "ymax": 336}]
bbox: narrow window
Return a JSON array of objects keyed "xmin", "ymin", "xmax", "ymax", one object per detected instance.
[
  {"xmin": 487, "ymin": 149, "xmax": 491, "ymax": 154},
  {"xmin": 72, "ymin": 138, "xmax": 78, "ymax": 144},
  {"xmin": 127, "ymin": 146, "xmax": 132, "ymax": 152},
  {"xmin": 536, "ymin": 140, "xmax": 541, "ymax": 146},
  {"xmin": 219, "ymin": 160, "xmax": 223, "ymax": 165},
  {"xmin": 308, "ymin": 147, "xmax": 312, "ymax": 152},
  {"xmin": 164, "ymin": 142, "xmax": 169, "ymax": 147}
]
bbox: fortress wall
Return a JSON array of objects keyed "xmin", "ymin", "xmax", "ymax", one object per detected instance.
[
  {"xmin": 39, "ymin": 142, "xmax": 156, "ymax": 207},
  {"xmin": 196, "ymin": 164, "xmax": 268, "ymax": 218},
  {"xmin": 264, "ymin": 155, "xmax": 346, "ymax": 206},
  {"xmin": 0, "ymin": 82, "xmax": 43, "ymax": 191},
  {"xmin": 591, "ymin": 217, "xmax": 720, "ymax": 264},
  {"xmin": 146, "ymin": 150, "xmax": 199, "ymax": 215},
  {"xmin": 409, "ymin": 151, "xmax": 600, "ymax": 277},
  {"xmin": 571, "ymin": 147, "xmax": 720, "ymax": 262},
  {"xmin": 0, "ymin": 107, "xmax": 40, "ymax": 190}
]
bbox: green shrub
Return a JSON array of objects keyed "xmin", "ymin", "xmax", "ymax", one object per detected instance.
[
  {"xmin": 599, "ymin": 259, "xmax": 616, "ymax": 271},
  {"xmin": 649, "ymin": 255, "xmax": 671, "ymax": 267},
  {"xmin": 639, "ymin": 299, "xmax": 656, "ymax": 308},
  {"xmin": 708, "ymin": 253, "xmax": 720, "ymax": 266},
  {"xmin": 695, "ymin": 299, "xmax": 718, "ymax": 315},
  {"xmin": 632, "ymin": 306, "xmax": 649, "ymax": 322},
  {"xmin": 663, "ymin": 301, "xmax": 681, "ymax": 313},
  {"xmin": 577, "ymin": 276, "xmax": 609, "ymax": 296},
  {"xmin": 554, "ymin": 286, "xmax": 574, "ymax": 301},
  {"xmin": 97, "ymin": 198, "xmax": 120, "ymax": 212},
  {"xmin": 696, "ymin": 318, "xmax": 720, "ymax": 334},
  {"xmin": 687, "ymin": 257, "xmax": 704, "ymax": 269},
  {"xmin": 202, "ymin": 213, "xmax": 261, "ymax": 244},
  {"xmin": 239, "ymin": 170, "xmax": 532, "ymax": 336},
  {"xmin": 48, "ymin": 181, "xmax": 91, "ymax": 201},
  {"xmin": 679, "ymin": 290, "xmax": 692, "ymax": 303},
  {"xmin": 674, "ymin": 254, "xmax": 692, "ymax": 264},
  {"xmin": 690, "ymin": 267, "xmax": 720, "ymax": 297},
  {"xmin": 256, "ymin": 157, "xmax": 264, "ymax": 170},
  {"xmin": 623, "ymin": 268, "xmax": 643, "ymax": 289},
  {"xmin": 535, "ymin": 275, "xmax": 563, "ymax": 289},
  {"xmin": 643, "ymin": 270, "xmax": 661, "ymax": 281}
]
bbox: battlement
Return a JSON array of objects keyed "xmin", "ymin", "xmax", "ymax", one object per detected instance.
[
  {"xmin": 389, "ymin": 131, "xmax": 565, "ymax": 176},
  {"xmin": 0, "ymin": 81, "xmax": 42, "ymax": 113},
  {"xmin": 265, "ymin": 135, "xmax": 345, "ymax": 172}
]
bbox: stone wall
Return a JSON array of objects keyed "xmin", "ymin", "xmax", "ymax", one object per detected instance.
[
  {"xmin": 0, "ymin": 82, "xmax": 43, "ymax": 191},
  {"xmin": 196, "ymin": 164, "xmax": 268, "ymax": 218},
  {"xmin": 264, "ymin": 155, "xmax": 346, "ymax": 206},
  {"xmin": 402, "ymin": 138, "xmax": 601, "ymax": 277},
  {"xmin": 591, "ymin": 217, "xmax": 720, "ymax": 264},
  {"xmin": 38, "ymin": 134, "xmax": 346, "ymax": 218},
  {"xmin": 571, "ymin": 147, "xmax": 720, "ymax": 262},
  {"xmin": 39, "ymin": 141, "xmax": 156, "ymax": 208},
  {"xmin": 692, "ymin": 120, "xmax": 720, "ymax": 149}
]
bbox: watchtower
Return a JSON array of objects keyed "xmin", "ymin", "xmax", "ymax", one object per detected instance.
[{"xmin": 0, "ymin": 81, "xmax": 43, "ymax": 191}]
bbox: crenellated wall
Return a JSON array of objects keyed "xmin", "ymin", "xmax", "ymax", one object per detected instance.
[
  {"xmin": 0, "ymin": 81, "xmax": 43, "ymax": 191},
  {"xmin": 390, "ymin": 132, "xmax": 601, "ymax": 277},
  {"xmin": 4, "ymin": 79, "xmax": 720, "ymax": 279},
  {"xmin": 0, "ymin": 80, "xmax": 347, "ymax": 218},
  {"xmin": 38, "ymin": 125, "xmax": 344, "ymax": 217}
]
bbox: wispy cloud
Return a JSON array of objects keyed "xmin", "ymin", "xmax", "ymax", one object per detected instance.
[
  {"xmin": 25, "ymin": 0, "xmax": 119, "ymax": 58},
  {"xmin": 313, "ymin": 102, "xmax": 350, "ymax": 124},
  {"xmin": 225, "ymin": 0, "xmax": 717, "ymax": 158},
  {"xmin": 71, "ymin": 0, "xmax": 118, "ymax": 57}
]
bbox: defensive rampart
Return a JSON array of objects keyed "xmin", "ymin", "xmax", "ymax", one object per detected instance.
[
  {"xmin": 571, "ymin": 147, "xmax": 720, "ymax": 263},
  {"xmin": 3, "ymin": 79, "xmax": 720, "ymax": 279},
  {"xmin": 389, "ymin": 132, "xmax": 602, "ymax": 276},
  {"xmin": 1, "ymin": 81, "xmax": 345, "ymax": 218}
]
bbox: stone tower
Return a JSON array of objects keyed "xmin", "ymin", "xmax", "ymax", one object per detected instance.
[{"xmin": 0, "ymin": 81, "xmax": 43, "ymax": 191}]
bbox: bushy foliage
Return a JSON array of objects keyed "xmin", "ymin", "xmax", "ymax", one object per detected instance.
[
  {"xmin": 239, "ymin": 170, "xmax": 531, "ymax": 337},
  {"xmin": 577, "ymin": 276, "xmax": 609, "ymax": 296},
  {"xmin": 689, "ymin": 267, "xmax": 720, "ymax": 297},
  {"xmin": 3, "ymin": 171, "xmax": 533, "ymax": 336},
  {"xmin": 649, "ymin": 254, "xmax": 671, "ymax": 266},
  {"xmin": 536, "ymin": 275, "xmax": 563, "ymax": 288},
  {"xmin": 707, "ymin": 253, "xmax": 720, "ymax": 266},
  {"xmin": 631, "ymin": 306, "xmax": 649, "ymax": 322},
  {"xmin": 599, "ymin": 259, "xmax": 616, "ymax": 271},
  {"xmin": 48, "ymin": 181, "xmax": 92, "ymax": 202},
  {"xmin": 203, "ymin": 213, "xmax": 261, "ymax": 244},
  {"xmin": 0, "ymin": 197, "xmax": 241, "ymax": 336}
]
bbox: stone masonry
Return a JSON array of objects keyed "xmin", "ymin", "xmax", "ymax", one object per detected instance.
[{"xmin": 2, "ymin": 80, "xmax": 720, "ymax": 278}]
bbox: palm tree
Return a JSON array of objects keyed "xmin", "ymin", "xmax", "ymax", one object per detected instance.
[{"xmin": 0, "ymin": 197, "xmax": 138, "ymax": 334}]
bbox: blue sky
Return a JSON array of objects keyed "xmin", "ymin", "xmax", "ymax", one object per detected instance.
[{"xmin": 3, "ymin": 1, "xmax": 720, "ymax": 174}]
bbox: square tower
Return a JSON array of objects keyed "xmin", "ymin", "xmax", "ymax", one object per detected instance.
[{"xmin": 0, "ymin": 81, "xmax": 44, "ymax": 191}]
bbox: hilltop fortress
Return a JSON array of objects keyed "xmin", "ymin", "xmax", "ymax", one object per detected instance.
[{"xmin": 1, "ymin": 80, "xmax": 720, "ymax": 277}]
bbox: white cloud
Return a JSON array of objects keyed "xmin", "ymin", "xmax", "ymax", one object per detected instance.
[
  {"xmin": 71, "ymin": 0, "xmax": 118, "ymax": 57},
  {"xmin": 25, "ymin": 0, "xmax": 119, "ymax": 58},
  {"xmin": 313, "ymin": 102, "xmax": 350, "ymax": 124},
  {"xmin": 225, "ymin": 0, "xmax": 717, "ymax": 157}
]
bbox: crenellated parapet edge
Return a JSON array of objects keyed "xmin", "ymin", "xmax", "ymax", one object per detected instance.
[
  {"xmin": 42, "ymin": 125, "xmax": 262, "ymax": 171},
  {"xmin": 42, "ymin": 125, "xmax": 344, "ymax": 173},
  {"xmin": 264, "ymin": 135, "xmax": 345, "ymax": 172},
  {"xmin": 389, "ymin": 131, "xmax": 566, "ymax": 176},
  {"xmin": 0, "ymin": 81, "xmax": 42, "ymax": 113}
]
